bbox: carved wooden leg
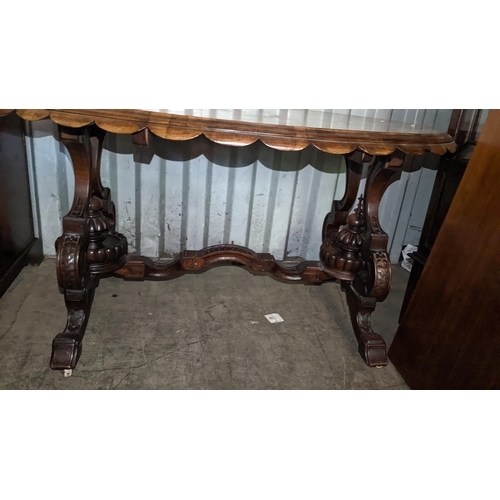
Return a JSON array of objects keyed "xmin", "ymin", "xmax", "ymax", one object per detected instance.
[
  {"xmin": 50, "ymin": 126, "xmax": 127, "ymax": 373},
  {"xmin": 320, "ymin": 151, "xmax": 403, "ymax": 366},
  {"xmin": 342, "ymin": 282, "xmax": 387, "ymax": 366},
  {"xmin": 50, "ymin": 283, "xmax": 97, "ymax": 370}
]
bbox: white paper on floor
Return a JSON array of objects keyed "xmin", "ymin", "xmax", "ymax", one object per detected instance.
[
  {"xmin": 265, "ymin": 313, "xmax": 284, "ymax": 323},
  {"xmin": 401, "ymin": 244, "xmax": 418, "ymax": 272}
]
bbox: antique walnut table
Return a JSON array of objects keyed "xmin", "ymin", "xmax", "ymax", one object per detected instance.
[{"xmin": 0, "ymin": 109, "xmax": 456, "ymax": 376}]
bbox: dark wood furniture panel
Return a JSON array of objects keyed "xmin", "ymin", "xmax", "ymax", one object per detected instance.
[
  {"xmin": 388, "ymin": 110, "xmax": 500, "ymax": 390},
  {"xmin": 0, "ymin": 112, "xmax": 43, "ymax": 297},
  {"xmin": 399, "ymin": 110, "xmax": 484, "ymax": 320}
]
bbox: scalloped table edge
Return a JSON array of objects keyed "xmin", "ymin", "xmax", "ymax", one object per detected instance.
[{"xmin": 0, "ymin": 109, "xmax": 457, "ymax": 156}]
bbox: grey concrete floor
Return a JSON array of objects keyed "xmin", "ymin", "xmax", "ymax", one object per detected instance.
[{"xmin": 0, "ymin": 258, "xmax": 410, "ymax": 390}]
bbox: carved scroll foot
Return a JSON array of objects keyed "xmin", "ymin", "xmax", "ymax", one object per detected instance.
[
  {"xmin": 50, "ymin": 286, "xmax": 96, "ymax": 371},
  {"xmin": 343, "ymin": 282, "xmax": 388, "ymax": 367}
]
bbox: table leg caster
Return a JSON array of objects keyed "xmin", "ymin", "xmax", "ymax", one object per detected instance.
[{"xmin": 63, "ymin": 369, "xmax": 73, "ymax": 378}]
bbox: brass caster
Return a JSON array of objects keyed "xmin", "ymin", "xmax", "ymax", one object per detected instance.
[{"xmin": 63, "ymin": 369, "xmax": 73, "ymax": 378}]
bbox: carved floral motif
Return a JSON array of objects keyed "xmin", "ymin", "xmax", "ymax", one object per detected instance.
[
  {"xmin": 182, "ymin": 258, "xmax": 205, "ymax": 270},
  {"xmin": 57, "ymin": 235, "xmax": 84, "ymax": 289},
  {"xmin": 370, "ymin": 250, "xmax": 391, "ymax": 298}
]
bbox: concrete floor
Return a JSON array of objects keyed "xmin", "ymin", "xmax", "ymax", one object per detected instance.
[{"xmin": 0, "ymin": 258, "xmax": 410, "ymax": 389}]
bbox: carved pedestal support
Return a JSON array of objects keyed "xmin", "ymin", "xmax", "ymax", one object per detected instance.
[
  {"xmin": 320, "ymin": 151, "xmax": 403, "ymax": 366},
  {"xmin": 50, "ymin": 126, "xmax": 128, "ymax": 373}
]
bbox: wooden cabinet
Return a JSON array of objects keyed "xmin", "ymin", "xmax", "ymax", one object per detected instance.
[
  {"xmin": 399, "ymin": 110, "xmax": 485, "ymax": 320},
  {"xmin": 388, "ymin": 110, "xmax": 500, "ymax": 389},
  {"xmin": 0, "ymin": 112, "xmax": 43, "ymax": 296}
]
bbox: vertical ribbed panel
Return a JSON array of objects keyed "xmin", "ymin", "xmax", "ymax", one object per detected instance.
[
  {"xmin": 25, "ymin": 110, "xmax": 454, "ymax": 260},
  {"xmin": 100, "ymin": 134, "xmax": 345, "ymax": 260}
]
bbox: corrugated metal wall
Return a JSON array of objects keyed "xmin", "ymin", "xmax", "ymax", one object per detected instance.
[{"xmin": 25, "ymin": 110, "xmax": 453, "ymax": 261}]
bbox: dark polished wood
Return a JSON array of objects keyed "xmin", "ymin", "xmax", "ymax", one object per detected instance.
[
  {"xmin": 399, "ymin": 110, "xmax": 482, "ymax": 321},
  {"xmin": 388, "ymin": 110, "xmax": 500, "ymax": 389},
  {"xmin": 320, "ymin": 150, "xmax": 404, "ymax": 365},
  {"xmin": 49, "ymin": 125, "xmax": 127, "ymax": 371},
  {"xmin": 114, "ymin": 244, "xmax": 332, "ymax": 283},
  {"xmin": 0, "ymin": 109, "xmax": 456, "ymax": 373},
  {"xmin": 0, "ymin": 112, "xmax": 43, "ymax": 297}
]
